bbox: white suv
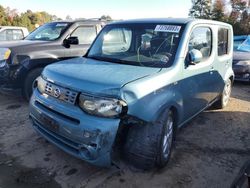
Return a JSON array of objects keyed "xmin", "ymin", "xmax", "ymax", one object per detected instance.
[{"xmin": 0, "ymin": 26, "xmax": 29, "ymax": 41}]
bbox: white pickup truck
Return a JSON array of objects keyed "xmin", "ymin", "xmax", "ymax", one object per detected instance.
[{"xmin": 0, "ymin": 26, "xmax": 29, "ymax": 41}]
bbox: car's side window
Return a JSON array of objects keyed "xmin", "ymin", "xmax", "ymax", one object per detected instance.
[
  {"xmin": 188, "ymin": 27, "xmax": 212, "ymax": 61},
  {"xmin": 71, "ymin": 26, "xmax": 97, "ymax": 45},
  {"xmin": 6, "ymin": 29, "xmax": 13, "ymax": 40},
  {"xmin": 0, "ymin": 30, "xmax": 7, "ymax": 40},
  {"xmin": 12, "ymin": 29, "xmax": 24, "ymax": 40},
  {"xmin": 218, "ymin": 28, "xmax": 229, "ymax": 56}
]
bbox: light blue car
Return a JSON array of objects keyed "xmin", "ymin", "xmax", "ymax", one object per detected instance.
[{"xmin": 29, "ymin": 18, "xmax": 234, "ymax": 169}]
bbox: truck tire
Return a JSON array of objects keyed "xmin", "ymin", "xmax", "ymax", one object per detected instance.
[
  {"xmin": 22, "ymin": 68, "xmax": 43, "ymax": 101},
  {"xmin": 214, "ymin": 78, "xmax": 232, "ymax": 109},
  {"xmin": 124, "ymin": 109, "xmax": 175, "ymax": 170}
]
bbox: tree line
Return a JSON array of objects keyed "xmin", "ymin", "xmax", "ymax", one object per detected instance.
[
  {"xmin": 189, "ymin": 0, "xmax": 250, "ymax": 35},
  {"xmin": 0, "ymin": 5, "xmax": 112, "ymax": 32},
  {"xmin": 1, "ymin": 2, "xmax": 249, "ymax": 35},
  {"xmin": 0, "ymin": 5, "xmax": 60, "ymax": 31}
]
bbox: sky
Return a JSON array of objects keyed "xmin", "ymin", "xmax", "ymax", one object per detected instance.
[{"xmin": 0, "ymin": 0, "xmax": 192, "ymax": 20}]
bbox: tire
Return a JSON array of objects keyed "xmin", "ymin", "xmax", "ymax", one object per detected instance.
[
  {"xmin": 214, "ymin": 79, "xmax": 232, "ymax": 109},
  {"xmin": 124, "ymin": 109, "xmax": 175, "ymax": 170},
  {"xmin": 22, "ymin": 68, "xmax": 43, "ymax": 101}
]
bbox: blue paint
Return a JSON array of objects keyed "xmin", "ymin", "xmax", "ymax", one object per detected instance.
[{"xmin": 29, "ymin": 18, "xmax": 234, "ymax": 167}]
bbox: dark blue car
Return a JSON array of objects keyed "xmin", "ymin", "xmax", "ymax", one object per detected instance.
[
  {"xmin": 233, "ymin": 35, "xmax": 250, "ymax": 82},
  {"xmin": 29, "ymin": 18, "xmax": 234, "ymax": 169}
]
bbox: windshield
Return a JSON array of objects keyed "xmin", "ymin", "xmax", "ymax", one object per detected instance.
[
  {"xmin": 234, "ymin": 37, "xmax": 250, "ymax": 52},
  {"xmin": 25, "ymin": 22, "xmax": 70, "ymax": 41},
  {"xmin": 87, "ymin": 23, "xmax": 183, "ymax": 67}
]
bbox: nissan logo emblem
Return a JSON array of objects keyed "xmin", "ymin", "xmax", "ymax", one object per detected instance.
[{"xmin": 53, "ymin": 88, "xmax": 61, "ymax": 98}]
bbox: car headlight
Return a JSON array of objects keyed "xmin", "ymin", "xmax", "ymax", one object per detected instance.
[
  {"xmin": 0, "ymin": 60, "xmax": 6, "ymax": 68},
  {"xmin": 79, "ymin": 94, "xmax": 127, "ymax": 118},
  {"xmin": 35, "ymin": 76, "xmax": 46, "ymax": 93},
  {"xmin": 0, "ymin": 48, "xmax": 11, "ymax": 68},
  {"xmin": 0, "ymin": 48, "xmax": 11, "ymax": 61}
]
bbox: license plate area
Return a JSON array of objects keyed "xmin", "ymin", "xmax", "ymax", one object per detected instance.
[{"xmin": 39, "ymin": 113, "xmax": 59, "ymax": 133}]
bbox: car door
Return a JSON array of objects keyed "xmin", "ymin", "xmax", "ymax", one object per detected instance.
[
  {"xmin": 181, "ymin": 26, "xmax": 218, "ymax": 119},
  {"xmin": 65, "ymin": 25, "xmax": 97, "ymax": 58},
  {"xmin": 215, "ymin": 27, "xmax": 232, "ymax": 93}
]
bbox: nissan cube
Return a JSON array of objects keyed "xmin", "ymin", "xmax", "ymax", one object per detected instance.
[{"xmin": 29, "ymin": 18, "xmax": 234, "ymax": 169}]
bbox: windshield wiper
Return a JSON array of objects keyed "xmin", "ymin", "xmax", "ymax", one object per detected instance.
[{"xmin": 88, "ymin": 55, "xmax": 133, "ymax": 65}]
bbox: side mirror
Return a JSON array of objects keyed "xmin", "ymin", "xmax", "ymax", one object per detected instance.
[
  {"xmin": 64, "ymin": 36, "xmax": 79, "ymax": 46},
  {"xmin": 188, "ymin": 49, "xmax": 203, "ymax": 65}
]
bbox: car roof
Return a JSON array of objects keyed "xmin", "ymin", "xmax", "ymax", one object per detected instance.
[
  {"xmin": 0, "ymin": 26, "xmax": 28, "ymax": 30},
  {"xmin": 51, "ymin": 19, "xmax": 107, "ymax": 25},
  {"xmin": 107, "ymin": 18, "xmax": 231, "ymax": 27}
]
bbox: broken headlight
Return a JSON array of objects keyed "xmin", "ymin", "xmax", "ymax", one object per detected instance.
[
  {"xmin": 0, "ymin": 48, "xmax": 11, "ymax": 68},
  {"xmin": 79, "ymin": 94, "xmax": 127, "ymax": 118},
  {"xmin": 35, "ymin": 76, "xmax": 46, "ymax": 93}
]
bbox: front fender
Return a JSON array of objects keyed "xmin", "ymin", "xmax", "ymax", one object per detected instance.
[
  {"xmin": 7, "ymin": 57, "xmax": 59, "ymax": 87},
  {"xmin": 122, "ymin": 83, "xmax": 184, "ymax": 125}
]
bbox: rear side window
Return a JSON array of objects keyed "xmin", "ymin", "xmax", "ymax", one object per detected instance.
[
  {"xmin": 189, "ymin": 27, "xmax": 212, "ymax": 60},
  {"xmin": 5, "ymin": 30, "xmax": 14, "ymax": 40},
  {"xmin": 12, "ymin": 29, "xmax": 24, "ymax": 40},
  {"xmin": 71, "ymin": 26, "xmax": 97, "ymax": 44},
  {"xmin": 218, "ymin": 28, "xmax": 229, "ymax": 56},
  {"xmin": 0, "ymin": 30, "xmax": 7, "ymax": 40},
  {"xmin": 0, "ymin": 29, "xmax": 23, "ymax": 41}
]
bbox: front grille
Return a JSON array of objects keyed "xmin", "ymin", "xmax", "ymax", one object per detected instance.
[
  {"xmin": 35, "ymin": 100, "xmax": 80, "ymax": 125},
  {"xmin": 44, "ymin": 82, "xmax": 78, "ymax": 104}
]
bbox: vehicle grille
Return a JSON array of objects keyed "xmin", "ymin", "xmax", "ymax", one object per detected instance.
[{"xmin": 44, "ymin": 82, "xmax": 78, "ymax": 104}]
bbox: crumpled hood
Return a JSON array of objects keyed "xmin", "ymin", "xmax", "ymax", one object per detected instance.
[{"xmin": 42, "ymin": 57, "xmax": 160, "ymax": 95}]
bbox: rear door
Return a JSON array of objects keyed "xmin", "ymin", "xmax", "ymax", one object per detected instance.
[{"xmin": 215, "ymin": 27, "xmax": 232, "ymax": 92}]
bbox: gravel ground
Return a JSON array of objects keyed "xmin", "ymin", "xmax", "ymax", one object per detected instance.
[{"xmin": 0, "ymin": 82, "xmax": 249, "ymax": 188}]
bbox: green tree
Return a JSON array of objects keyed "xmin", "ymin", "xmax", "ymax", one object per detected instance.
[
  {"xmin": 212, "ymin": 0, "xmax": 226, "ymax": 21},
  {"xmin": 0, "ymin": 4, "xmax": 59, "ymax": 31},
  {"xmin": 0, "ymin": 5, "xmax": 10, "ymax": 25},
  {"xmin": 189, "ymin": 0, "xmax": 212, "ymax": 19},
  {"xmin": 229, "ymin": 0, "xmax": 247, "ymax": 23}
]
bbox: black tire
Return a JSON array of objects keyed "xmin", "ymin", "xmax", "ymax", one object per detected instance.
[
  {"xmin": 214, "ymin": 79, "xmax": 232, "ymax": 109},
  {"xmin": 22, "ymin": 68, "xmax": 43, "ymax": 101},
  {"xmin": 124, "ymin": 109, "xmax": 175, "ymax": 170}
]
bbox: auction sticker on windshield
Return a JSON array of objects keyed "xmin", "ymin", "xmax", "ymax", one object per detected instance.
[
  {"xmin": 56, "ymin": 23, "xmax": 68, "ymax": 27},
  {"xmin": 155, "ymin": 25, "xmax": 181, "ymax": 33}
]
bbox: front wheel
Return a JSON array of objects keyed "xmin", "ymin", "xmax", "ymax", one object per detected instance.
[
  {"xmin": 156, "ymin": 110, "xmax": 174, "ymax": 168},
  {"xmin": 22, "ymin": 68, "xmax": 43, "ymax": 101},
  {"xmin": 124, "ymin": 109, "xmax": 175, "ymax": 170}
]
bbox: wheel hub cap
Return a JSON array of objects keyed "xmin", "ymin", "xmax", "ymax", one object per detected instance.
[{"xmin": 163, "ymin": 116, "xmax": 173, "ymax": 158}]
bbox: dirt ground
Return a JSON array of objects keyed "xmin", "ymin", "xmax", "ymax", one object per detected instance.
[{"xmin": 0, "ymin": 82, "xmax": 249, "ymax": 188}]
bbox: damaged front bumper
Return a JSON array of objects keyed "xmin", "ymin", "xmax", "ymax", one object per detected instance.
[{"xmin": 29, "ymin": 89, "xmax": 121, "ymax": 167}]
